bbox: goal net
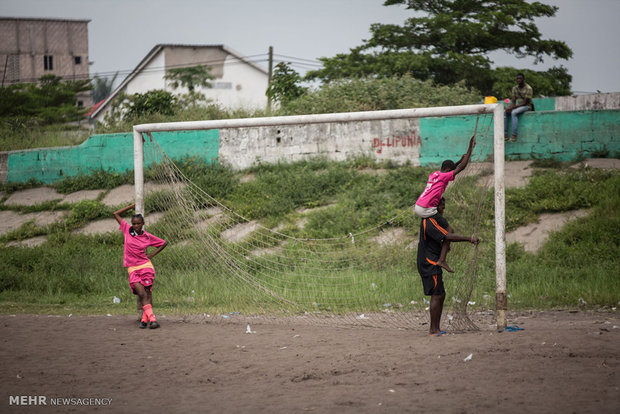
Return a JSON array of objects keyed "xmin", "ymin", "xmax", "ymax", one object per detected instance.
[{"xmin": 132, "ymin": 105, "xmax": 506, "ymax": 331}]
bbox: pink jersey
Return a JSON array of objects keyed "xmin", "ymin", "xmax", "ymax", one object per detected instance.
[
  {"xmin": 416, "ymin": 170, "xmax": 455, "ymax": 208},
  {"xmin": 119, "ymin": 220, "xmax": 166, "ymax": 267}
]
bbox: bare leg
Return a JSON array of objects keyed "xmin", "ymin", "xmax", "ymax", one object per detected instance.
[
  {"xmin": 436, "ymin": 225, "xmax": 455, "ymax": 273},
  {"xmin": 429, "ymin": 293, "xmax": 446, "ymax": 335},
  {"xmin": 133, "ymin": 283, "xmax": 151, "ymax": 307},
  {"xmin": 137, "ymin": 295, "xmax": 143, "ymax": 321}
]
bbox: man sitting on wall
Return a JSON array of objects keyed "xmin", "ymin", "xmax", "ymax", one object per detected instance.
[{"xmin": 504, "ymin": 73, "xmax": 533, "ymax": 142}]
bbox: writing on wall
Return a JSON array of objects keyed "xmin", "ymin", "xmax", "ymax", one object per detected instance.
[{"xmin": 372, "ymin": 131, "xmax": 421, "ymax": 154}]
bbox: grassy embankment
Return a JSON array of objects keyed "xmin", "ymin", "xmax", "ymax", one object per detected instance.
[{"xmin": 0, "ymin": 158, "xmax": 618, "ymax": 315}]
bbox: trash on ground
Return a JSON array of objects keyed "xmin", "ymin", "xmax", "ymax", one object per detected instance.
[
  {"xmin": 499, "ymin": 325, "xmax": 524, "ymax": 333},
  {"xmin": 464, "ymin": 353, "xmax": 473, "ymax": 362}
]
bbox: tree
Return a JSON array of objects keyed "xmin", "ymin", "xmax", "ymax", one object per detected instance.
[
  {"xmin": 491, "ymin": 66, "xmax": 571, "ymax": 98},
  {"xmin": 164, "ymin": 65, "xmax": 214, "ymax": 92},
  {"xmin": 0, "ymin": 74, "xmax": 92, "ymax": 124},
  {"xmin": 164, "ymin": 65, "xmax": 213, "ymax": 108},
  {"xmin": 92, "ymin": 73, "xmax": 118, "ymax": 103},
  {"xmin": 306, "ymin": 0, "xmax": 573, "ymax": 95},
  {"xmin": 266, "ymin": 62, "xmax": 307, "ymax": 107},
  {"xmin": 124, "ymin": 90, "xmax": 177, "ymax": 119}
]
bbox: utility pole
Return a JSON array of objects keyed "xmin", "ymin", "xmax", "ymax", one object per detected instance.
[{"xmin": 267, "ymin": 46, "xmax": 273, "ymax": 111}]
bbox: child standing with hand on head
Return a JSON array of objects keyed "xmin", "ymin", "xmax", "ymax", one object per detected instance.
[
  {"xmin": 114, "ymin": 203, "xmax": 167, "ymax": 329},
  {"xmin": 414, "ymin": 135, "xmax": 475, "ymax": 272}
]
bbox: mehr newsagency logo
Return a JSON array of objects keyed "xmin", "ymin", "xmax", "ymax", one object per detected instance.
[{"xmin": 9, "ymin": 395, "xmax": 112, "ymax": 406}]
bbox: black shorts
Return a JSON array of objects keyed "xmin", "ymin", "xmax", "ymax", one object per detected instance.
[{"xmin": 421, "ymin": 274, "xmax": 445, "ymax": 296}]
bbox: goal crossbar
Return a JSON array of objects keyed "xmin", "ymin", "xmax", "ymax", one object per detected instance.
[{"xmin": 132, "ymin": 103, "xmax": 507, "ymax": 329}]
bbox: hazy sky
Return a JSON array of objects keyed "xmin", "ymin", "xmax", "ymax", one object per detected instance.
[{"xmin": 2, "ymin": 0, "xmax": 619, "ymax": 94}]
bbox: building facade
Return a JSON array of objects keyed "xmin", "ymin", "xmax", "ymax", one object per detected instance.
[
  {"xmin": 0, "ymin": 17, "xmax": 91, "ymax": 106},
  {"xmin": 90, "ymin": 44, "xmax": 269, "ymax": 124}
]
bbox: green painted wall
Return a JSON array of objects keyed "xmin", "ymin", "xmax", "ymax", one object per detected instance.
[
  {"xmin": 6, "ymin": 130, "xmax": 219, "ymax": 184},
  {"xmin": 419, "ymin": 109, "xmax": 620, "ymax": 165},
  {"xmin": 4, "ymin": 109, "xmax": 618, "ymax": 184}
]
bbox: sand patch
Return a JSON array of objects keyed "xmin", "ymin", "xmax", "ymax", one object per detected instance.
[
  {"xmin": 239, "ymin": 173, "xmax": 256, "ymax": 183},
  {"xmin": 358, "ymin": 168, "xmax": 388, "ymax": 175},
  {"xmin": 4, "ymin": 187, "xmax": 63, "ymax": 206},
  {"xmin": 74, "ymin": 212, "xmax": 164, "ymax": 235},
  {"xmin": 474, "ymin": 161, "xmax": 533, "ymax": 189},
  {"xmin": 0, "ymin": 210, "xmax": 66, "ymax": 236},
  {"xmin": 570, "ymin": 158, "xmax": 620, "ymax": 170},
  {"xmin": 249, "ymin": 241, "xmax": 285, "ymax": 258},
  {"xmin": 5, "ymin": 236, "xmax": 47, "ymax": 248},
  {"xmin": 195, "ymin": 207, "xmax": 225, "ymax": 231},
  {"xmin": 0, "ymin": 211, "xmax": 36, "ymax": 235},
  {"xmin": 33, "ymin": 211, "xmax": 68, "ymax": 227},
  {"xmin": 62, "ymin": 190, "xmax": 103, "ymax": 204},
  {"xmin": 372, "ymin": 227, "xmax": 412, "ymax": 246},
  {"xmin": 101, "ymin": 184, "xmax": 134, "ymax": 207},
  {"xmin": 221, "ymin": 220, "xmax": 259, "ymax": 243},
  {"xmin": 296, "ymin": 204, "xmax": 335, "ymax": 215},
  {"xmin": 101, "ymin": 183, "xmax": 185, "ymax": 207},
  {"xmin": 507, "ymin": 209, "xmax": 590, "ymax": 252},
  {"xmin": 75, "ymin": 218, "xmax": 118, "ymax": 235}
]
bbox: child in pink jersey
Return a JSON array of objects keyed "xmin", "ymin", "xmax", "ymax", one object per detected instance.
[
  {"xmin": 414, "ymin": 135, "xmax": 476, "ymax": 272},
  {"xmin": 114, "ymin": 203, "xmax": 167, "ymax": 329}
]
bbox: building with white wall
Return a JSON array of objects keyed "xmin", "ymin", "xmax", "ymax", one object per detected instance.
[{"xmin": 90, "ymin": 44, "xmax": 269, "ymax": 124}]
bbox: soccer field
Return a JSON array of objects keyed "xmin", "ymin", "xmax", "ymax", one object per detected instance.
[{"xmin": 1, "ymin": 311, "xmax": 618, "ymax": 413}]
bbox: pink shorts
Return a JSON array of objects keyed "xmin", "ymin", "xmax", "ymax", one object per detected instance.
[{"xmin": 129, "ymin": 268, "xmax": 155, "ymax": 294}]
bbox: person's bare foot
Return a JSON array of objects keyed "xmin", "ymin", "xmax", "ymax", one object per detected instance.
[{"xmin": 436, "ymin": 260, "xmax": 454, "ymax": 273}]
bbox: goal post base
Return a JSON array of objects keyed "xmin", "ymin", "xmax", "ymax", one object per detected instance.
[{"xmin": 496, "ymin": 292, "xmax": 507, "ymax": 330}]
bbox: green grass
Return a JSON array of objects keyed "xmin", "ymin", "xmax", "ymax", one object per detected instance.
[
  {"xmin": 0, "ymin": 160, "xmax": 618, "ymax": 315},
  {"xmin": 0, "ymin": 120, "xmax": 91, "ymax": 151}
]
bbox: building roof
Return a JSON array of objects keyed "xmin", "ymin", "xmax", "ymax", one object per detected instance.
[
  {"xmin": 0, "ymin": 17, "xmax": 91, "ymax": 23},
  {"xmin": 89, "ymin": 44, "xmax": 268, "ymax": 120}
]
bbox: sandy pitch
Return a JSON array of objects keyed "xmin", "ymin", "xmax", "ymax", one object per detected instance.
[{"xmin": 0, "ymin": 311, "xmax": 618, "ymax": 413}]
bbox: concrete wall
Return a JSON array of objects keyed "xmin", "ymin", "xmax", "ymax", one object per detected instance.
[
  {"xmin": 219, "ymin": 119, "xmax": 421, "ymax": 170},
  {"xmin": 530, "ymin": 93, "xmax": 620, "ymax": 112},
  {"xmin": 3, "ymin": 130, "xmax": 219, "ymax": 184},
  {"xmin": 2, "ymin": 109, "xmax": 618, "ymax": 184},
  {"xmin": 555, "ymin": 93, "xmax": 620, "ymax": 111}
]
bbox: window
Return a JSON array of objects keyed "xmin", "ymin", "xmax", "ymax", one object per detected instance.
[
  {"xmin": 74, "ymin": 56, "xmax": 82, "ymax": 65},
  {"xmin": 211, "ymin": 82, "xmax": 233, "ymax": 90},
  {"xmin": 77, "ymin": 100, "xmax": 84, "ymax": 107},
  {"xmin": 44, "ymin": 55, "xmax": 53, "ymax": 70}
]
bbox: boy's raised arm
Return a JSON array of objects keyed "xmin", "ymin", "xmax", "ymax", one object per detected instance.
[{"xmin": 454, "ymin": 136, "xmax": 476, "ymax": 176}]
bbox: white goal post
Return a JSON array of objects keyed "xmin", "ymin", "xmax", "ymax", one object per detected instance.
[{"xmin": 132, "ymin": 103, "xmax": 507, "ymax": 329}]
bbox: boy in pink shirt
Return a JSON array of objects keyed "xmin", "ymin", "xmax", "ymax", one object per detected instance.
[
  {"xmin": 414, "ymin": 135, "xmax": 476, "ymax": 272},
  {"xmin": 114, "ymin": 203, "xmax": 167, "ymax": 329}
]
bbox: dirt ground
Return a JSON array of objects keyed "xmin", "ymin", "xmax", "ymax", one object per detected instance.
[{"xmin": 1, "ymin": 311, "xmax": 618, "ymax": 413}]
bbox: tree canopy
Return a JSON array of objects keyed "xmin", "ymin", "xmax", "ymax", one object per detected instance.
[
  {"xmin": 164, "ymin": 65, "xmax": 214, "ymax": 92},
  {"xmin": 92, "ymin": 73, "xmax": 118, "ymax": 103},
  {"xmin": 0, "ymin": 75, "xmax": 92, "ymax": 124},
  {"xmin": 266, "ymin": 62, "xmax": 308, "ymax": 106},
  {"xmin": 306, "ymin": 0, "xmax": 573, "ymax": 96}
]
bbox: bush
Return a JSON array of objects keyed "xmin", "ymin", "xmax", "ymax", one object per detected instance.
[{"xmin": 280, "ymin": 75, "xmax": 481, "ymax": 115}]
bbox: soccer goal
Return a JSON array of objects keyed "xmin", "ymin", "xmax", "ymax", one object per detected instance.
[{"xmin": 131, "ymin": 104, "xmax": 507, "ymax": 330}]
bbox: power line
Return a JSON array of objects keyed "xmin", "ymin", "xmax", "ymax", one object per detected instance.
[
  {"xmin": 273, "ymin": 54, "xmax": 321, "ymax": 64},
  {"xmin": 3, "ymin": 51, "xmax": 326, "ymax": 84}
]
